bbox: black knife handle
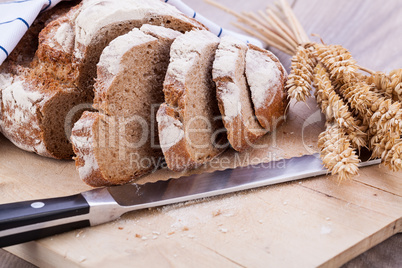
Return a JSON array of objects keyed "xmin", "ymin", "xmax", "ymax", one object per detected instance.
[{"xmin": 0, "ymin": 194, "xmax": 90, "ymax": 248}]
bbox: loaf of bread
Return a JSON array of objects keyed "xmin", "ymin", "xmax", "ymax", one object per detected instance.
[
  {"xmin": 0, "ymin": 1, "xmax": 84, "ymax": 158},
  {"xmin": 71, "ymin": 25, "xmax": 181, "ymax": 186},
  {"xmin": 0, "ymin": 0, "xmax": 204, "ymax": 159},
  {"xmin": 157, "ymin": 30, "xmax": 228, "ymax": 172},
  {"xmin": 212, "ymin": 35, "xmax": 268, "ymax": 152}
]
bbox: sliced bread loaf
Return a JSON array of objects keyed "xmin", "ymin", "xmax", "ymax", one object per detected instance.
[
  {"xmin": 0, "ymin": 0, "xmax": 204, "ymax": 159},
  {"xmin": 157, "ymin": 30, "xmax": 227, "ymax": 172},
  {"xmin": 212, "ymin": 36, "xmax": 267, "ymax": 152},
  {"xmin": 245, "ymin": 44, "xmax": 288, "ymax": 130},
  {"xmin": 71, "ymin": 26, "xmax": 181, "ymax": 186}
]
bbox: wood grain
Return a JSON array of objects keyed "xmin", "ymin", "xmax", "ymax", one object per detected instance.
[{"xmin": 1, "ymin": 0, "xmax": 402, "ymax": 267}]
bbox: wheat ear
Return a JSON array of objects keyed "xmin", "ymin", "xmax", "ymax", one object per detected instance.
[
  {"xmin": 286, "ymin": 44, "xmax": 317, "ymax": 102},
  {"xmin": 315, "ymin": 44, "xmax": 359, "ymax": 83},
  {"xmin": 383, "ymin": 141, "xmax": 402, "ymax": 171},
  {"xmin": 313, "ymin": 63, "xmax": 368, "ymax": 149},
  {"xmin": 318, "ymin": 123, "xmax": 360, "ymax": 181},
  {"xmin": 369, "ymin": 100, "xmax": 402, "ymax": 160},
  {"xmin": 367, "ymin": 69, "xmax": 402, "ymax": 101}
]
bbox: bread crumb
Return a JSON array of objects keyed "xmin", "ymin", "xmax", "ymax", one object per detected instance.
[
  {"xmin": 168, "ymin": 231, "xmax": 175, "ymax": 236},
  {"xmin": 258, "ymin": 220, "xmax": 263, "ymax": 224},
  {"xmin": 212, "ymin": 209, "xmax": 222, "ymax": 217},
  {"xmin": 219, "ymin": 228, "xmax": 228, "ymax": 233},
  {"xmin": 135, "ymin": 234, "xmax": 141, "ymax": 238},
  {"xmin": 320, "ymin": 225, "xmax": 332, "ymax": 235},
  {"xmin": 141, "ymin": 236, "xmax": 148, "ymax": 240},
  {"xmin": 182, "ymin": 226, "xmax": 189, "ymax": 231},
  {"xmin": 118, "ymin": 227, "xmax": 124, "ymax": 230},
  {"xmin": 152, "ymin": 235, "xmax": 158, "ymax": 240},
  {"xmin": 76, "ymin": 230, "xmax": 84, "ymax": 238},
  {"xmin": 152, "ymin": 231, "xmax": 160, "ymax": 235}
]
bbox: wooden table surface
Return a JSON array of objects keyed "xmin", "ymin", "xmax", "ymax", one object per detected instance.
[{"xmin": 2, "ymin": 0, "xmax": 402, "ymax": 267}]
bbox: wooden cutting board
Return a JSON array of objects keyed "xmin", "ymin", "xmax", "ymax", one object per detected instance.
[{"xmin": 2, "ymin": 0, "xmax": 402, "ymax": 267}]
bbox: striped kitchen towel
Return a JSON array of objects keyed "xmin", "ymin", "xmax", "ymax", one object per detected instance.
[{"xmin": 0, "ymin": 0, "xmax": 262, "ymax": 66}]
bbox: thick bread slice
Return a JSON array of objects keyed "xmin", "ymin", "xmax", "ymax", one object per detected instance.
[
  {"xmin": 245, "ymin": 44, "xmax": 288, "ymax": 130},
  {"xmin": 212, "ymin": 36, "xmax": 267, "ymax": 152},
  {"xmin": 71, "ymin": 26, "xmax": 180, "ymax": 186},
  {"xmin": 0, "ymin": 0, "xmax": 203, "ymax": 159},
  {"xmin": 157, "ymin": 30, "xmax": 227, "ymax": 172},
  {"xmin": 93, "ymin": 25, "xmax": 181, "ymax": 116}
]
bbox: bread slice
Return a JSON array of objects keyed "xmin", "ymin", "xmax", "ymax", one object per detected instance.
[
  {"xmin": 212, "ymin": 36, "xmax": 267, "ymax": 152},
  {"xmin": 71, "ymin": 26, "xmax": 181, "ymax": 186},
  {"xmin": 0, "ymin": 0, "xmax": 204, "ymax": 159},
  {"xmin": 157, "ymin": 30, "xmax": 227, "ymax": 172},
  {"xmin": 245, "ymin": 44, "xmax": 288, "ymax": 130}
]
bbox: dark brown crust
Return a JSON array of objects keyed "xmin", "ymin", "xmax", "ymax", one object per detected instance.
[{"xmin": 247, "ymin": 44, "xmax": 289, "ymax": 130}]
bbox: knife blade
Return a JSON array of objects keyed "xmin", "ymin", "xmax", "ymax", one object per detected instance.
[{"xmin": 0, "ymin": 153, "xmax": 380, "ymax": 248}]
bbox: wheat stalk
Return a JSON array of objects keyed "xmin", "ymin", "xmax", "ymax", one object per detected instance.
[
  {"xmin": 318, "ymin": 123, "xmax": 360, "ymax": 181},
  {"xmin": 313, "ymin": 63, "xmax": 367, "ymax": 149},
  {"xmin": 286, "ymin": 44, "xmax": 317, "ymax": 102},
  {"xmin": 339, "ymin": 81, "xmax": 402, "ymax": 167}
]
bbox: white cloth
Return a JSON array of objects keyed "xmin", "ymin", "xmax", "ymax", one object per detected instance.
[{"xmin": 0, "ymin": 0, "xmax": 262, "ymax": 65}]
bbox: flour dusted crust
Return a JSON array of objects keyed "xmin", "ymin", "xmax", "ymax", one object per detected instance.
[
  {"xmin": 245, "ymin": 44, "xmax": 288, "ymax": 130},
  {"xmin": 73, "ymin": 0, "xmax": 205, "ymax": 93},
  {"xmin": 70, "ymin": 112, "xmax": 112, "ymax": 187},
  {"xmin": 75, "ymin": 0, "xmax": 202, "ymax": 48},
  {"xmin": 159, "ymin": 30, "xmax": 227, "ymax": 172},
  {"xmin": 1, "ymin": 76, "xmax": 47, "ymax": 156},
  {"xmin": 156, "ymin": 103, "xmax": 195, "ymax": 171},
  {"xmin": 213, "ymin": 36, "xmax": 267, "ymax": 152}
]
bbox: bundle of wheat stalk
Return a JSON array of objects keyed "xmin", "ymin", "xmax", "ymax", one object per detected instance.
[{"xmin": 206, "ymin": 0, "xmax": 402, "ymax": 180}]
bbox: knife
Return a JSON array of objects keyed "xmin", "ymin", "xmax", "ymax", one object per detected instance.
[{"xmin": 0, "ymin": 153, "xmax": 380, "ymax": 248}]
